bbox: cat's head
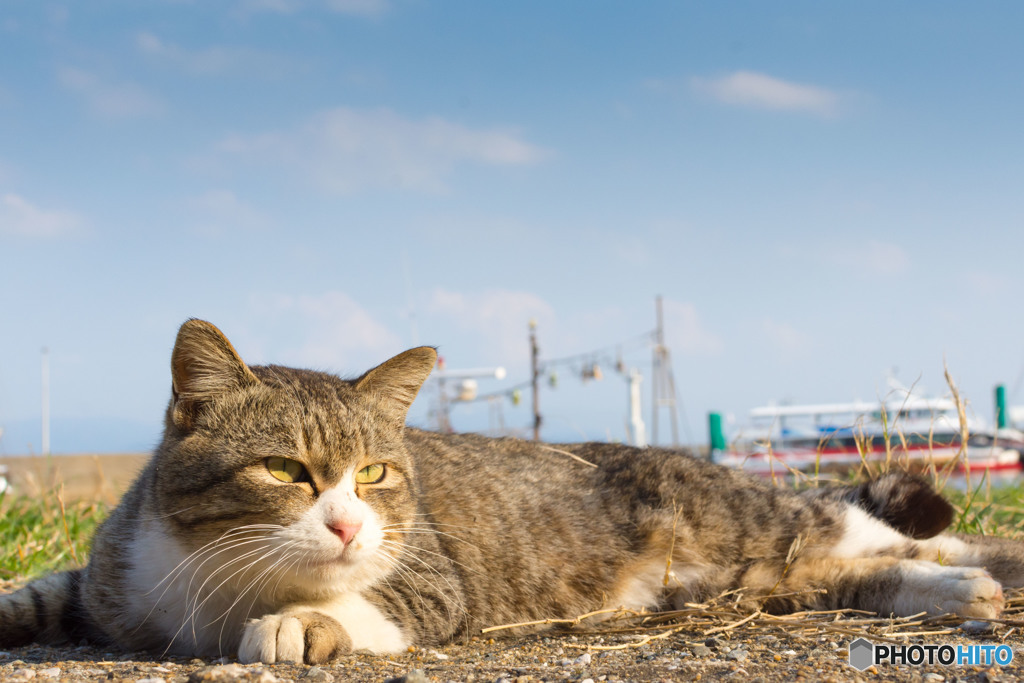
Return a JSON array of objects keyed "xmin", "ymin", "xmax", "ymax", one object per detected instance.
[{"xmin": 151, "ymin": 318, "xmax": 436, "ymax": 593}]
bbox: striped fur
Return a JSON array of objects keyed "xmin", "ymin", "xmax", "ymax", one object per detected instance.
[
  {"xmin": 2, "ymin": 319, "xmax": 1023, "ymax": 663},
  {"xmin": 0, "ymin": 570, "xmax": 101, "ymax": 647}
]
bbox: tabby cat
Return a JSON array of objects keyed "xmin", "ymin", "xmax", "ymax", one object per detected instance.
[{"xmin": 1, "ymin": 319, "xmax": 1022, "ymax": 664}]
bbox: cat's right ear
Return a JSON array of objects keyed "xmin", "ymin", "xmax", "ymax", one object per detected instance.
[
  {"xmin": 355, "ymin": 346, "xmax": 437, "ymax": 423},
  {"xmin": 170, "ymin": 318, "xmax": 258, "ymax": 431}
]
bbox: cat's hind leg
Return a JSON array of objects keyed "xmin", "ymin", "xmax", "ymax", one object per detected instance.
[
  {"xmin": 914, "ymin": 533, "xmax": 1024, "ymax": 588},
  {"xmin": 751, "ymin": 556, "xmax": 1003, "ymax": 619}
]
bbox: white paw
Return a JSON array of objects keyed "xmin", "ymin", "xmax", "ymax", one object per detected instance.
[
  {"xmin": 238, "ymin": 610, "xmax": 351, "ymax": 664},
  {"xmin": 896, "ymin": 563, "xmax": 1003, "ymax": 619},
  {"xmin": 238, "ymin": 614, "xmax": 305, "ymax": 664}
]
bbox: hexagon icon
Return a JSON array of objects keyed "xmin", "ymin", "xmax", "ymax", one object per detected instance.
[{"xmin": 848, "ymin": 637, "xmax": 874, "ymax": 671}]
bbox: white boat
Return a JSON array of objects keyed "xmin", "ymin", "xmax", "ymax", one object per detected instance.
[{"xmin": 711, "ymin": 388, "xmax": 1024, "ymax": 477}]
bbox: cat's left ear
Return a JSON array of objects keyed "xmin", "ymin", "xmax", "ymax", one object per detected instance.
[{"xmin": 355, "ymin": 346, "xmax": 437, "ymax": 422}]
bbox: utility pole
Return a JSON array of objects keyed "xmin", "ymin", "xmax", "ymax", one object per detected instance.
[
  {"xmin": 433, "ymin": 363, "xmax": 507, "ymax": 432},
  {"xmin": 650, "ymin": 296, "xmax": 680, "ymax": 446},
  {"xmin": 530, "ymin": 319, "xmax": 541, "ymax": 440},
  {"xmin": 41, "ymin": 346, "xmax": 50, "ymax": 456},
  {"xmin": 436, "ymin": 357, "xmax": 451, "ymax": 433}
]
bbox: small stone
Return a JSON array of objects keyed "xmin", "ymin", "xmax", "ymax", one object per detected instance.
[
  {"xmin": 384, "ymin": 669, "xmax": 429, "ymax": 683},
  {"xmin": 726, "ymin": 649, "xmax": 748, "ymax": 663},
  {"xmin": 704, "ymin": 637, "xmax": 720, "ymax": 649},
  {"xmin": 692, "ymin": 645, "xmax": 712, "ymax": 658},
  {"xmin": 37, "ymin": 669, "xmax": 61, "ymax": 679},
  {"xmin": 574, "ymin": 653, "xmax": 592, "ymax": 666},
  {"xmin": 959, "ymin": 620, "xmax": 996, "ymax": 634},
  {"xmin": 302, "ymin": 666, "xmax": 333, "ymax": 682},
  {"xmin": 581, "ymin": 679, "xmax": 595, "ymax": 683},
  {"xmin": 11, "ymin": 670, "xmax": 35, "ymax": 681},
  {"xmin": 429, "ymin": 649, "xmax": 449, "ymax": 660},
  {"xmin": 188, "ymin": 663, "xmax": 248, "ymax": 682},
  {"xmin": 922, "ymin": 674, "xmax": 944, "ymax": 682},
  {"xmin": 137, "ymin": 678, "xmax": 166, "ymax": 683}
]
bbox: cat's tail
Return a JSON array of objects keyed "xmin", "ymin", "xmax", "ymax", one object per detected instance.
[
  {"xmin": 0, "ymin": 569, "xmax": 99, "ymax": 647},
  {"xmin": 804, "ymin": 471, "xmax": 954, "ymax": 539}
]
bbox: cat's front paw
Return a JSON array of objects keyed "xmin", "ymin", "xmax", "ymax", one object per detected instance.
[{"xmin": 239, "ymin": 611, "xmax": 352, "ymax": 664}]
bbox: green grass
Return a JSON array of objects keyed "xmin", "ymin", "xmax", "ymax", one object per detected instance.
[
  {"xmin": 0, "ymin": 490, "xmax": 109, "ymax": 582},
  {"xmin": 945, "ymin": 479, "xmax": 1024, "ymax": 536}
]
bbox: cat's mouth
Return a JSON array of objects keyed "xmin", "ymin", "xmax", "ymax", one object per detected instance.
[{"xmin": 308, "ymin": 540, "xmax": 366, "ymax": 567}]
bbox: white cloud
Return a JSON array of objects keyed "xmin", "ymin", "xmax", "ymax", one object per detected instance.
[
  {"xmin": 692, "ymin": 71, "xmax": 840, "ymax": 117},
  {"xmin": 426, "ymin": 288, "xmax": 556, "ymax": 364},
  {"xmin": 186, "ymin": 189, "xmax": 269, "ymax": 235},
  {"xmin": 0, "ymin": 193, "xmax": 82, "ymax": 238},
  {"xmin": 962, "ymin": 271, "xmax": 1008, "ymax": 297},
  {"xmin": 216, "ymin": 107, "xmax": 548, "ymax": 193},
  {"xmin": 839, "ymin": 240, "xmax": 910, "ymax": 276},
  {"xmin": 760, "ymin": 318, "xmax": 812, "ymax": 354},
  {"xmin": 57, "ymin": 66, "xmax": 163, "ymax": 118},
  {"xmin": 660, "ymin": 300, "xmax": 723, "ymax": 356},
  {"xmin": 237, "ymin": 0, "xmax": 388, "ymax": 16},
  {"xmin": 245, "ymin": 291, "xmax": 402, "ymax": 371},
  {"xmin": 325, "ymin": 0, "xmax": 388, "ymax": 15},
  {"xmin": 135, "ymin": 32, "xmax": 291, "ymax": 76}
]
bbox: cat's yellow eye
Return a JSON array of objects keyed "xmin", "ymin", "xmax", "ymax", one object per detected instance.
[
  {"xmin": 355, "ymin": 463, "xmax": 386, "ymax": 485},
  {"xmin": 266, "ymin": 457, "xmax": 309, "ymax": 484}
]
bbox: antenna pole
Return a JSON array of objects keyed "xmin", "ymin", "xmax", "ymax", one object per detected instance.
[
  {"xmin": 651, "ymin": 296, "xmax": 681, "ymax": 446},
  {"xmin": 530, "ymin": 319, "xmax": 541, "ymax": 440}
]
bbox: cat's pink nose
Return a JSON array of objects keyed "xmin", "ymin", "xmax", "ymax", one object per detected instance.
[{"xmin": 328, "ymin": 521, "xmax": 362, "ymax": 546}]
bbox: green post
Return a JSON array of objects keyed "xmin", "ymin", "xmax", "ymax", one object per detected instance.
[
  {"xmin": 709, "ymin": 412, "xmax": 726, "ymax": 452},
  {"xmin": 996, "ymin": 384, "xmax": 1007, "ymax": 429}
]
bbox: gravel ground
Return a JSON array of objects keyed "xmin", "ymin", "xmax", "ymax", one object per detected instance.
[{"xmin": 1, "ymin": 626, "xmax": 1022, "ymax": 683}]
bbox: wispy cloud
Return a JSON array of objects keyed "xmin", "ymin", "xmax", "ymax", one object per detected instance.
[
  {"xmin": 57, "ymin": 66, "xmax": 163, "ymax": 118},
  {"xmin": 0, "ymin": 193, "xmax": 83, "ymax": 238},
  {"xmin": 839, "ymin": 240, "xmax": 910, "ymax": 276},
  {"xmin": 427, "ymin": 288, "xmax": 555, "ymax": 365},
  {"xmin": 237, "ymin": 0, "xmax": 389, "ymax": 17},
  {"xmin": 135, "ymin": 32, "xmax": 292, "ymax": 77},
  {"xmin": 215, "ymin": 106, "xmax": 548, "ymax": 193},
  {"xmin": 692, "ymin": 71, "xmax": 840, "ymax": 117},
  {"xmin": 760, "ymin": 318, "xmax": 812, "ymax": 354},
  {"xmin": 186, "ymin": 189, "xmax": 269, "ymax": 235},
  {"xmin": 662, "ymin": 300, "xmax": 723, "ymax": 356},
  {"xmin": 243, "ymin": 290, "xmax": 402, "ymax": 370}
]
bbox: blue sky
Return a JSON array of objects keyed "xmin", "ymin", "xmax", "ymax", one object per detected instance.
[{"xmin": 2, "ymin": 1, "xmax": 1024, "ymax": 454}]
